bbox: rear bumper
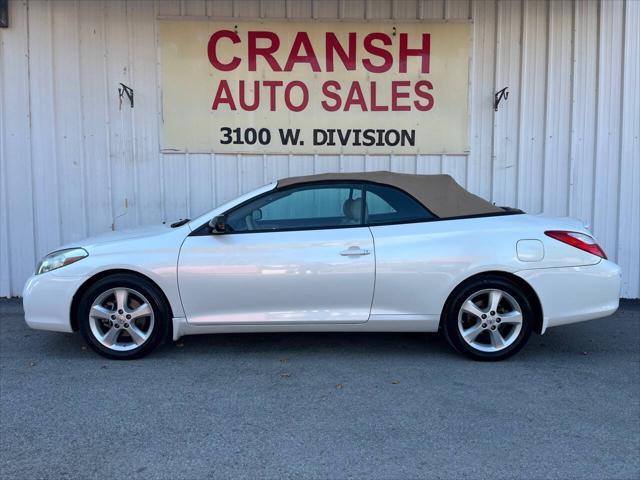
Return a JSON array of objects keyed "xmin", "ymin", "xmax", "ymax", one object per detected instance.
[
  {"xmin": 515, "ymin": 260, "xmax": 621, "ymax": 333},
  {"xmin": 22, "ymin": 273, "xmax": 82, "ymax": 333}
]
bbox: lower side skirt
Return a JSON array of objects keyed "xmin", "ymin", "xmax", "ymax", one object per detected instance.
[{"xmin": 172, "ymin": 314, "xmax": 440, "ymax": 341}]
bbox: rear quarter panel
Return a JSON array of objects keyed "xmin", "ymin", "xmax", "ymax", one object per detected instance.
[{"xmin": 368, "ymin": 214, "xmax": 601, "ymax": 316}]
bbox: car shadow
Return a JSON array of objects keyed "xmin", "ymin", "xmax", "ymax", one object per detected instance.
[
  {"xmin": 37, "ymin": 328, "xmax": 459, "ymax": 362},
  {"xmin": 152, "ymin": 312, "xmax": 636, "ymax": 362},
  {"xmin": 160, "ymin": 330, "xmax": 454, "ymax": 357}
]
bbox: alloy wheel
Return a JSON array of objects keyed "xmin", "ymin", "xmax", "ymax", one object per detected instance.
[
  {"xmin": 88, "ymin": 287, "xmax": 155, "ymax": 352},
  {"xmin": 457, "ymin": 288, "xmax": 523, "ymax": 353}
]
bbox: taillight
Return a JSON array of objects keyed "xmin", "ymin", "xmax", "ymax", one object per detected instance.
[{"xmin": 544, "ymin": 231, "xmax": 607, "ymax": 259}]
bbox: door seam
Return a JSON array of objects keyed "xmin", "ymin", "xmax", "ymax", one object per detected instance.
[{"xmin": 368, "ymin": 226, "xmax": 376, "ymax": 321}]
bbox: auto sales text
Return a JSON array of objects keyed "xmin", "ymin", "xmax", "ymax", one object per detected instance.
[{"xmin": 207, "ymin": 30, "xmax": 434, "ymax": 113}]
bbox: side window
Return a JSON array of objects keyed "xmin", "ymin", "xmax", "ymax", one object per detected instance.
[
  {"xmin": 226, "ymin": 184, "xmax": 364, "ymax": 232},
  {"xmin": 365, "ymin": 184, "xmax": 434, "ymax": 225}
]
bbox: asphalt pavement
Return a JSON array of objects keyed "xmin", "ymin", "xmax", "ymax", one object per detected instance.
[{"xmin": 1, "ymin": 298, "xmax": 639, "ymax": 480}]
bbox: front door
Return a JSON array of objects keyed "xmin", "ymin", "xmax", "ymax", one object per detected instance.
[{"xmin": 178, "ymin": 183, "xmax": 375, "ymax": 325}]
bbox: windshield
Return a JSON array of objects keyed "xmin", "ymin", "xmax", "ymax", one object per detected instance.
[{"xmin": 187, "ymin": 182, "xmax": 277, "ymax": 230}]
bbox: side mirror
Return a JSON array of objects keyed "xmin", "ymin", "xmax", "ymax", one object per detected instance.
[{"xmin": 208, "ymin": 215, "xmax": 227, "ymax": 234}]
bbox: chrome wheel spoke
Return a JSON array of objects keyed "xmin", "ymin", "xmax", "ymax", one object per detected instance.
[
  {"xmin": 101, "ymin": 327, "xmax": 120, "ymax": 347},
  {"xmin": 90, "ymin": 305, "xmax": 112, "ymax": 320},
  {"xmin": 489, "ymin": 329, "xmax": 506, "ymax": 349},
  {"xmin": 128, "ymin": 325, "xmax": 147, "ymax": 346},
  {"xmin": 461, "ymin": 323, "xmax": 483, "ymax": 343},
  {"xmin": 500, "ymin": 311, "xmax": 523, "ymax": 325},
  {"xmin": 115, "ymin": 289, "xmax": 129, "ymax": 312},
  {"xmin": 488, "ymin": 290, "xmax": 503, "ymax": 313},
  {"xmin": 130, "ymin": 303, "xmax": 152, "ymax": 320},
  {"xmin": 462, "ymin": 300, "xmax": 485, "ymax": 320}
]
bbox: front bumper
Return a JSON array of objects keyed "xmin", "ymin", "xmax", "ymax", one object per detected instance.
[
  {"xmin": 22, "ymin": 273, "xmax": 85, "ymax": 333},
  {"xmin": 515, "ymin": 259, "xmax": 622, "ymax": 333}
]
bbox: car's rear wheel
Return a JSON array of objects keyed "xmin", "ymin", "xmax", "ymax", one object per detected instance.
[
  {"xmin": 77, "ymin": 274, "xmax": 169, "ymax": 359},
  {"xmin": 442, "ymin": 276, "xmax": 533, "ymax": 361}
]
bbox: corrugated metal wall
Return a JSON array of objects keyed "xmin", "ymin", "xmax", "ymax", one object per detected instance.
[{"xmin": 1, "ymin": 0, "xmax": 638, "ymax": 298}]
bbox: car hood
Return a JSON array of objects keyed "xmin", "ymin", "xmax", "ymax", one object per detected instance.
[{"xmin": 55, "ymin": 224, "xmax": 189, "ymax": 252}]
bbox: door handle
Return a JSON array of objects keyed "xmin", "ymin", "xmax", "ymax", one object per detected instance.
[{"xmin": 340, "ymin": 246, "xmax": 371, "ymax": 256}]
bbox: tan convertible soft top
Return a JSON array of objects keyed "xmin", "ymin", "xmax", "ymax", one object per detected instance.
[{"xmin": 277, "ymin": 171, "xmax": 503, "ymax": 218}]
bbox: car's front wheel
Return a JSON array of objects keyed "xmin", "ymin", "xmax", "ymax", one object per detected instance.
[
  {"xmin": 77, "ymin": 274, "xmax": 170, "ymax": 359},
  {"xmin": 442, "ymin": 276, "xmax": 533, "ymax": 361}
]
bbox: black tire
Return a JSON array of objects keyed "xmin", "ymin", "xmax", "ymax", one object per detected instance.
[
  {"xmin": 441, "ymin": 275, "xmax": 533, "ymax": 361},
  {"xmin": 77, "ymin": 273, "xmax": 170, "ymax": 360}
]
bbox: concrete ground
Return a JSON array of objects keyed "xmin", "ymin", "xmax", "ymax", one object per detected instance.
[{"xmin": 1, "ymin": 299, "xmax": 638, "ymax": 480}]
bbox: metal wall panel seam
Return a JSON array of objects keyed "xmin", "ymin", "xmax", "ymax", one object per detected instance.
[
  {"xmin": 236, "ymin": 153, "xmax": 241, "ymax": 196},
  {"xmin": 0, "ymin": 10, "xmax": 11, "ymax": 297},
  {"xmin": 75, "ymin": 0, "xmax": 90, "ymax": 239},
  {"xmin": 566, "ymin": 0, "xmax": 576, "ymax": 216},
  {"xmin": 48, "ymin": 0, "xmax": 62, "ymax": 247},
  {"xmin": 615, "ymin": 0, "xmax": 626, "ymax": 265},
  {"xmin": 593, "ymin": 0, "xmax": 623, "ymax": 261},
  {"xmin": 512, "ymin": 0, "xmax": 523, "ymax": 211},
  {"xmin": 153, "ymin": 0, "xmax": 167, "ymax": 223},
  {"xmin": 463, "ymin": 0, "xmax": 474, "ymax": 190},
  {"xmin": 566, "ymin": 0, "xmax": 576, "ymax": 220},
  {"xmin": 569, "ymin": 0, "xmax": 598, "ymax": 230},
  {"xmin": 25, "ymin": 0, "xmax": 39, "ymax": 268},
  {"xmin": 421, "ymin": 0, "xmax": 445, "ymax": 20},
  {"xmin": 126, "ymin": 1, "xmax": 140, "ymax": 227},
  {"xmin": 589, "ymin": 0, "xmax": 601, "ymax": 233},
  {"xmin": 210, "ymin": 154, "xmax": 221, "ymax": 205},
  {"xmin": 101, "ymin": 0, "xmax": 115, "ymax": 230},
  {"xmin": 489, "ymin": 0, "xmax": 499, "ymax": 203},
  {"xmin": 185, "ymin": 151, "xmax": 191, "ymax": 216},
  {"xmin": 542, "ymin": 0, "xmax": 553, "ymax": 213},
  {"xmin": 446, "ymin": 0, "xmax": 471, "ymax": 20},
  {"xmin": 542, "ymin": 0, "xmax": 572, "ymax": 216},
  {"xmin": 539, "ymin": 0, "xmax": 550, "ymax": 214},
  {"xmin": 186, "ymin": 0, "xmax": 206, "ymax": 17}
]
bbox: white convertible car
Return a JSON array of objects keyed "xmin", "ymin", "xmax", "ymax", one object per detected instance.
[{"xmin": 23, "ymin": 172, "xmax": 621, "ymax": 360}]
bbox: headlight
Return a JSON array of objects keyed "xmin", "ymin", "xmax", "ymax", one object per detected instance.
[{"xmin": 36, "ymin": 248, "xmax": 88, "ymax": 275}]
